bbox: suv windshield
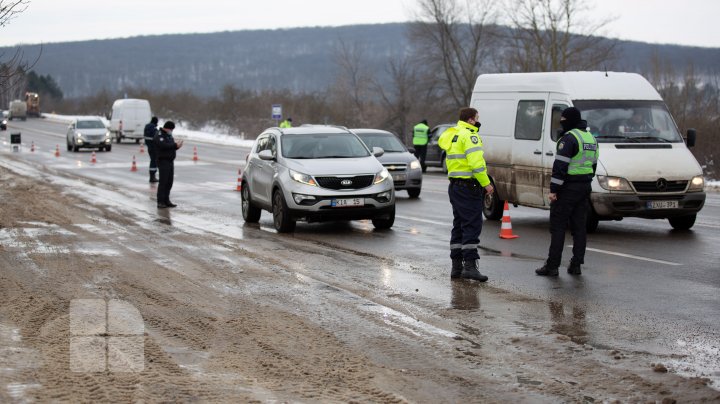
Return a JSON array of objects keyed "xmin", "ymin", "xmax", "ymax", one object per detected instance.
[
  {"xmin": 282, "ymin": 133, "xmax": 371, "ymax": 159},
  {"xmin": 356, "ymin": 132, "xmax": 407, "ymax": 153},
  {"xmin": 77, "ymin": 120, "xmax": 106, "ymax": 129},
  {"xmin": 572, "ymin": 100, "xmax": 683, "ymax": 143}
]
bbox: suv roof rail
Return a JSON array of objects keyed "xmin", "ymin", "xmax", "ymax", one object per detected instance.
[{"xmin": 299, "ymin": 124, "xmax": 348, "ymax": 131}]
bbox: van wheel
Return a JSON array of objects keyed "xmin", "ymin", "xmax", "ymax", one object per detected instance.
[
  {"xmin": 586, "ymin": 209, "xmax": 600, "ymax": 233},
  {"xmin": 482, "ymin": 186, "xmax": 504, "ymax": 220},
  {"xmin": 441, "ymin": 152, "xmax": 448, "ymax": 173},
  {"xmin": 669, "ymin": 214, "xmax": 696, "ymax": 230},
  {"xmin": 407, "ymin": 188, "xmax": 421, "ymax": 198},
  {"xmin": 241, "ymin": 183, "xmax": 261, "ymax": 223},
  {"xmin": 272, "ymin": 190, "xmax": 296, "ymax": 232},
  {"xmin": 135, "ymin": 139, "xmax": 140, "ymax": 144},
  {"xmin": 372, "ymin": 206, "xmax": 395, "ymax": 230}
]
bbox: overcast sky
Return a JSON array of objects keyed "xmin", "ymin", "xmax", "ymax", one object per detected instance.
[{"xmin": 1, "ymin": 0, "xmax": 719, "ymax": 48}]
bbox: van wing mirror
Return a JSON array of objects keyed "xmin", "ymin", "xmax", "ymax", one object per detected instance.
[{"xmin": 685, "ymin": 128, "xmax": 696, "ymax": 148}]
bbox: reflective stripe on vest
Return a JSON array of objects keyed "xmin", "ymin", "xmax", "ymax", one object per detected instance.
[{"xmin": 566, "ymin": 128, "xmax": 598, "ymax": 175}]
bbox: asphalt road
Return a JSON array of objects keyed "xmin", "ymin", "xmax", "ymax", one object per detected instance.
[{"xmin": 3, "ymin": 117, "xmax": 719, "ymax": 385}]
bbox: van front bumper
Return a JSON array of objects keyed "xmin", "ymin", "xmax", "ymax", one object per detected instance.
[{"xmin": 591, "ymin": 192, "xmax": 706, "ymax": 219}]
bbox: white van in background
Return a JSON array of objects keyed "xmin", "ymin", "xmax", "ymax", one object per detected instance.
[
  {"xmin": 472, "ymin": 71, "xmax": 706, "ymax": 231},
  {"xmin": 108, "ymin": 99, "xmax": 152, "ymax": 143}
]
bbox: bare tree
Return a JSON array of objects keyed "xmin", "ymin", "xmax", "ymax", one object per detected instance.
[
  {"xmin": 410, "ymin": 0, "xmax": 500, "ymax": 110},
  {"xmin": 502, "ymin": 0, "xmax": 617, "ymax": 72},
  {"xmin": 330, "ymin": 38, "xmax": 374, "ymax": 127},
  {"xmin": 1, "ymin": 1, "xmax": 34, "ymax": 106}
]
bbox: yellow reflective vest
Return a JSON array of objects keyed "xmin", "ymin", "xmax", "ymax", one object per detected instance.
[
  {"xmin": 412, "ymin": 123, "xmax": 429, "ymax": 146},
  {"xmin": 279, "ymin": 119, "xmax": 292, "ymax": 128},
  {"xmin": 438, "ymin": 120, "xmax": 490, "ymax": 187}
]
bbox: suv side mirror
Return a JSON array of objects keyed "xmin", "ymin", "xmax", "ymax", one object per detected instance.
[
  {"xmin": 372, "ymin": 147, "xmax": 384, "ymax": 158},
  {"xmin": 258, "ymin": 149, "xmax": 275, "ymax": 161},
  {"xmin": 686, "ymin": 128, "xmax": 696, "ymax": 148}
]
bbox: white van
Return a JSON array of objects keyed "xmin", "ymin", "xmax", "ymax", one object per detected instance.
[
  {"xmin": 108, "ymin": 99, "xmax": 152, "ymax": 143},
  {"xmin": 8, "ymin": 100, "xmax": 27, "ymax": 121},
  {"xmin": 471, "ymin": 72, "xmax": 705, "ymax": 231}
]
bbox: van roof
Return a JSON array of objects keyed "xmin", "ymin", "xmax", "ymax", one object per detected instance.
[
  {"xmin": 473, "ymin": 72, "xmax": 662, "ymax": 101},
  {"xmin": 112, "ymin": 98, "xmax": 150, "ymax": 106}
]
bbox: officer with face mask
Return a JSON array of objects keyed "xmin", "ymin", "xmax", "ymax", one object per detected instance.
[
  {"xmin": 154, "ymin": 121, "xmax": 184, "ymax": 209},
  {"xmin": 536, "ymin": 107, "xmax": 598, "ymax": 276}
]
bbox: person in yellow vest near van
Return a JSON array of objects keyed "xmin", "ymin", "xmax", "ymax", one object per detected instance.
[
  {"xmin": 412, "ymin": 119, "xmax": 430, "ymax": 172},
  {"xmin": 438, "ymin": 108, "xmax": 494, "ymax": 282},
  {"xmin": 279, "ymin": 117, "xmax": 293, "ymax": 128},
  {"xmin": 536, "ymin": 107, "xmax": 598, "ymax": 277}
]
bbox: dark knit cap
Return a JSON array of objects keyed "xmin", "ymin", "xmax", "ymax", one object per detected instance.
[
  {"xmin": 163, "ymin": 121, "xmax": 175, "ymax": 130},
  {"xmin": 561, "ymin": 107, "xmax": 582, "ymax": 125}
]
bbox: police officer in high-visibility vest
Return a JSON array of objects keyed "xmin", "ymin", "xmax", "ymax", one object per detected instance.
[
  {"xmin": 412, "ymin": 119, "xmax": 429, "ymax": 172},
  {"xmin": 279, "ymin": 117, "xmax": 293, "ymax": 128},
  {"xmin": 536, "ymin": 107, "xmax": 598, "ymax": 276},
  {"xmin": 438, "ymin": 107, "xmax": 494, "ymax": 282}
]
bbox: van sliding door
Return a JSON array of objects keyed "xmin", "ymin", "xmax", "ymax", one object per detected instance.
[{"xmin": 512, "ymin": 95, "xmax": 548, "ymax": 207}]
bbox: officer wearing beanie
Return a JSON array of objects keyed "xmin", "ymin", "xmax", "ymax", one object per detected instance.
[
  {"xmin": 536, "ymin": 107, "xmax": 598, "ymax": 276},
  {"xmin": 144, "ymin": 116, "xmax": 160, "ymax": 183},
  {"xmin": 153, "ymin": 121, "xmax": 183, "ymax": 209}
]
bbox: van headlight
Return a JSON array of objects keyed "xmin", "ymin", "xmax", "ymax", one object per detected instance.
[
  {"xmin": 409, "ymin": 160, "xmax": 421, "ymax": 170},
  {"xmin": 688, "ymin": 175, "xmax": 704, "ymax": 192},
  {"xmin": 289, "ymin": 169, "xmax": 317, "ymax": 186},
  {"xmin": 373, "ymin": 168, "xmax": 390, "ymax": 184},
  {"xmin": 597, "ymin": 175, "xmax": 633, "ymax": 192}
]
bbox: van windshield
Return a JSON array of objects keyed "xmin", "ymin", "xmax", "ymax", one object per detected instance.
[
  {"xmin": 282, "ymin": 133, "xmax": 371, "ymax": 159},
  {"xmin": 572, "ymin": 100, "xmax": 684, "ymax": 143}
]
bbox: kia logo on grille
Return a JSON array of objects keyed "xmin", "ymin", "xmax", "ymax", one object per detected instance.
[
  {"xmin": 656, "ymin": 178, "xmax": 667, "ymax": 191},
  {"xmin": 341, "ymin": 179, "xmax": 353, "ymax": 186}
]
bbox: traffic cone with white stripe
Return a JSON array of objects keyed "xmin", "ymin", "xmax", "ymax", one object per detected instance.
[
  {"xmin": 139, "ymin": 143, "xmax": 145, "ymax": 154},
  {"xmin": 31, "ymin": 141, "xmax": 35, "ymax": 152},
  {"xmin": 192, "ymin": 146, "xmax": 199, "ymax": 162},
  {"xmin": 235, "ymin": 168, "xmax": 242, "ymax": 191},
  {"xmin": 499, "ymin": 201, "xmax": 519, "ymax": 239},
  {"xmin": 130, "ymin": 155, "xmax": 138, "ymax": 172},
  {"xmin": 90, "ymin": 151, "xmax": 97, "ymax": 164},
  {"xmin": 54, "ymin": 144, "xmax": 60, "ymax": 157}
]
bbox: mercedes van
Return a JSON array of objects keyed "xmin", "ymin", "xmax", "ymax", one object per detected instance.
[
  {"xmin": 108, "ymin": 99, "xmax": 152, "ymax": 144},
  {"xmin": 471, "ymin": 72, "xmax": 705, "ymax": 231}
]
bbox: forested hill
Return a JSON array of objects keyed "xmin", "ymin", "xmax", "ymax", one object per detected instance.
[{"xmin": 5, "ymin": 23, "xmax": 719, "ymax": 98}]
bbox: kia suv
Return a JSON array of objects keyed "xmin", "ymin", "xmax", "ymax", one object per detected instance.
[{"xmin": 241, "ymin": 126, "xmax": 395, "ymax": 232}]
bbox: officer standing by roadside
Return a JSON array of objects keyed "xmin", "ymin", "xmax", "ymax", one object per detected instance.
[
  {"xmin": 154, "ymin": 121, "xmax": 183, "ymax": 209},
  {"xmin": 536, "ymin": 107, "xmax": 598, "ymax": 276},
  {"xmin": 144, "ymin": 116, "xmax": 159, "ymax": 183},
  {"xmin": 412, "ymin": 119, "xmax": 430, "ymax": 172},
  {"xmin": 438, "ymin": 107, "xmax": 494, "ymax": 282}
]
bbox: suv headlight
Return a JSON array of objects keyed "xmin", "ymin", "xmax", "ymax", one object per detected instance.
[
  {"xmin": 688, "ymin": 175, "xmax": 704, "ymax": 192},
  {"xmin": 289, "ymin": 169, "xmax": 317, "ymax": 186},
  {"xmin": 597, "ymin": 175, "xmax": 633, "ymax": 192},
  {"xmin": 373, "ymin": 168, "xmax": 390, "ymax": 184},
  {"xmin": 409, "ymin": 160, "xmax": 421, "ymax": 170}
]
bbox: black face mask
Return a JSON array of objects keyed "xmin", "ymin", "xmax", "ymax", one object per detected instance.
[{"xmin": 473, "ymin": 121, "xmax": 481, "ymax": 129}]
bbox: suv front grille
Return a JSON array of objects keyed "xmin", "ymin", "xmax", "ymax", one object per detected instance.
[
  {"xmin": 632, "ymin": 180, "xmax": 687, "ymax": 193},
  {"xmin": 315, "ymin": 175, "xmax": 375, "ymax": 190}
]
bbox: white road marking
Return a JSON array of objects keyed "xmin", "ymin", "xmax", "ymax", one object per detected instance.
[
  {"xmin": 575, "ymin": 246, "xmax": 682, "ymax": 266},
  {"xmin": 395, "ymin": 215, "xmax": 448, "ymax": 227}
]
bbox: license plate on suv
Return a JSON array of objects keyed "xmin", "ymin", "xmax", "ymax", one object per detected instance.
[
  {"xmin": 646, "ymin": 200, "xmax": 679, "ymax": 209},
  {"xmin": 331, "ymin": 198, "xmax": 364, "ymax": 207}
]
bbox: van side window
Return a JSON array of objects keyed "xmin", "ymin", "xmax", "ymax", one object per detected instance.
[
  {"xmin": 514, "ymin": 100, "xmax": 545, "ymax": 141},
  {"xmin": 551, "ymin": 104, "xmax": 569, "ymax": 141}
]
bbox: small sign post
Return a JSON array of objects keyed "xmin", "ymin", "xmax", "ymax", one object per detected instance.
[{"xmin": 271, "ymin": 104, "xmax": 282, "ymax": 127}]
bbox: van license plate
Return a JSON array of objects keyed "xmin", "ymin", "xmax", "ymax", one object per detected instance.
[
  {"xmin": 331, "ymin": 198, "xmax": 364, "ymax": 207},
  {"xmin": 647, "ymin": 200, "xmax": 678, "ymax": 209}
]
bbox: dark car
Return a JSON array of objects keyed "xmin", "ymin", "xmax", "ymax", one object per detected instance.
[{"xmin": 425, "ymin": 123, "xmax": 453, "ymax": 172}]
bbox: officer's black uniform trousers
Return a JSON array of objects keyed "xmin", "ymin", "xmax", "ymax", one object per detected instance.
[
  {"xmin": 145, "ymin": 138, "xmax": 158, "ymax": 173},
  {"xmin": 547, "ymin": 181, "xmax": 591, "ymax": 268},
  {"xmin": 448, "ymin": 180, "xmax": 483, "ymax": 262},
  {"xmin": 157, "ymin": 158, "xmax": 174, "ymax": 205}
]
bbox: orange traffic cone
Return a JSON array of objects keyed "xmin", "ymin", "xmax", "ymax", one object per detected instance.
[
  {"xmin": 139, "ymin": 143, "xmax": 145, "ymax": 154},
  {"xmin": 499, "ymin": 201, "xmax": 519, "ymax": 239},
  {"xmin": 192, "ymin": 146, "xmax": 199, "ymax": 162},
  {"xmin": 235, "ymin": 168, "xmax": 242, "ymax": 191},
  {"xmin": 90, "ymin": 151, "xmax": 97, "ymax": 164},
  {"xmin": 54, "ymin": 144, "xmax": 60, "ymax": 157},
  {"xmin": 130, "ymin": 155, "xmax": 138, "ymax": 172},
  {"xmin": 30, "ymin": 141, "xmax": 35, "ymax": 152}
]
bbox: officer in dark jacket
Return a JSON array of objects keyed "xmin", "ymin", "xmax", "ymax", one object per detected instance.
[
  {"xmin": 154, "ymin": 121, "xmax": 183, "ymax": 208},
  {"xmin": 536, "ymin": 107, "xmax": 598, "ymax": 276},
  {"xmin": 144, "ymin": 116, "xmax": 159, "ymax": 183}
]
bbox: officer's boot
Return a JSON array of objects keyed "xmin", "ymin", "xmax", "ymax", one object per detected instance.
[
  {"xmin": 567, "ymin": 258, "xmax": 582, "ymax": 275},
  {"xmin": 461, "ymin": 259, "xmax": 488, "ymax": 282},
  {"xmin": 450, "ymin": 258, "xmax": 463, "ymax": 280},
  {"xmin": 149, "ymin": 171, "xmax": 158, "ymax": 183},
  {"xmin": 535, "ymin": 262, "xmax": 559, "ymax": 277}
]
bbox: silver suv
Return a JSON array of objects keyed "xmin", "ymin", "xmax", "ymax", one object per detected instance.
[{"xmin": 241, "ymin": 126, "xmax": 395, "ymax": 232}]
